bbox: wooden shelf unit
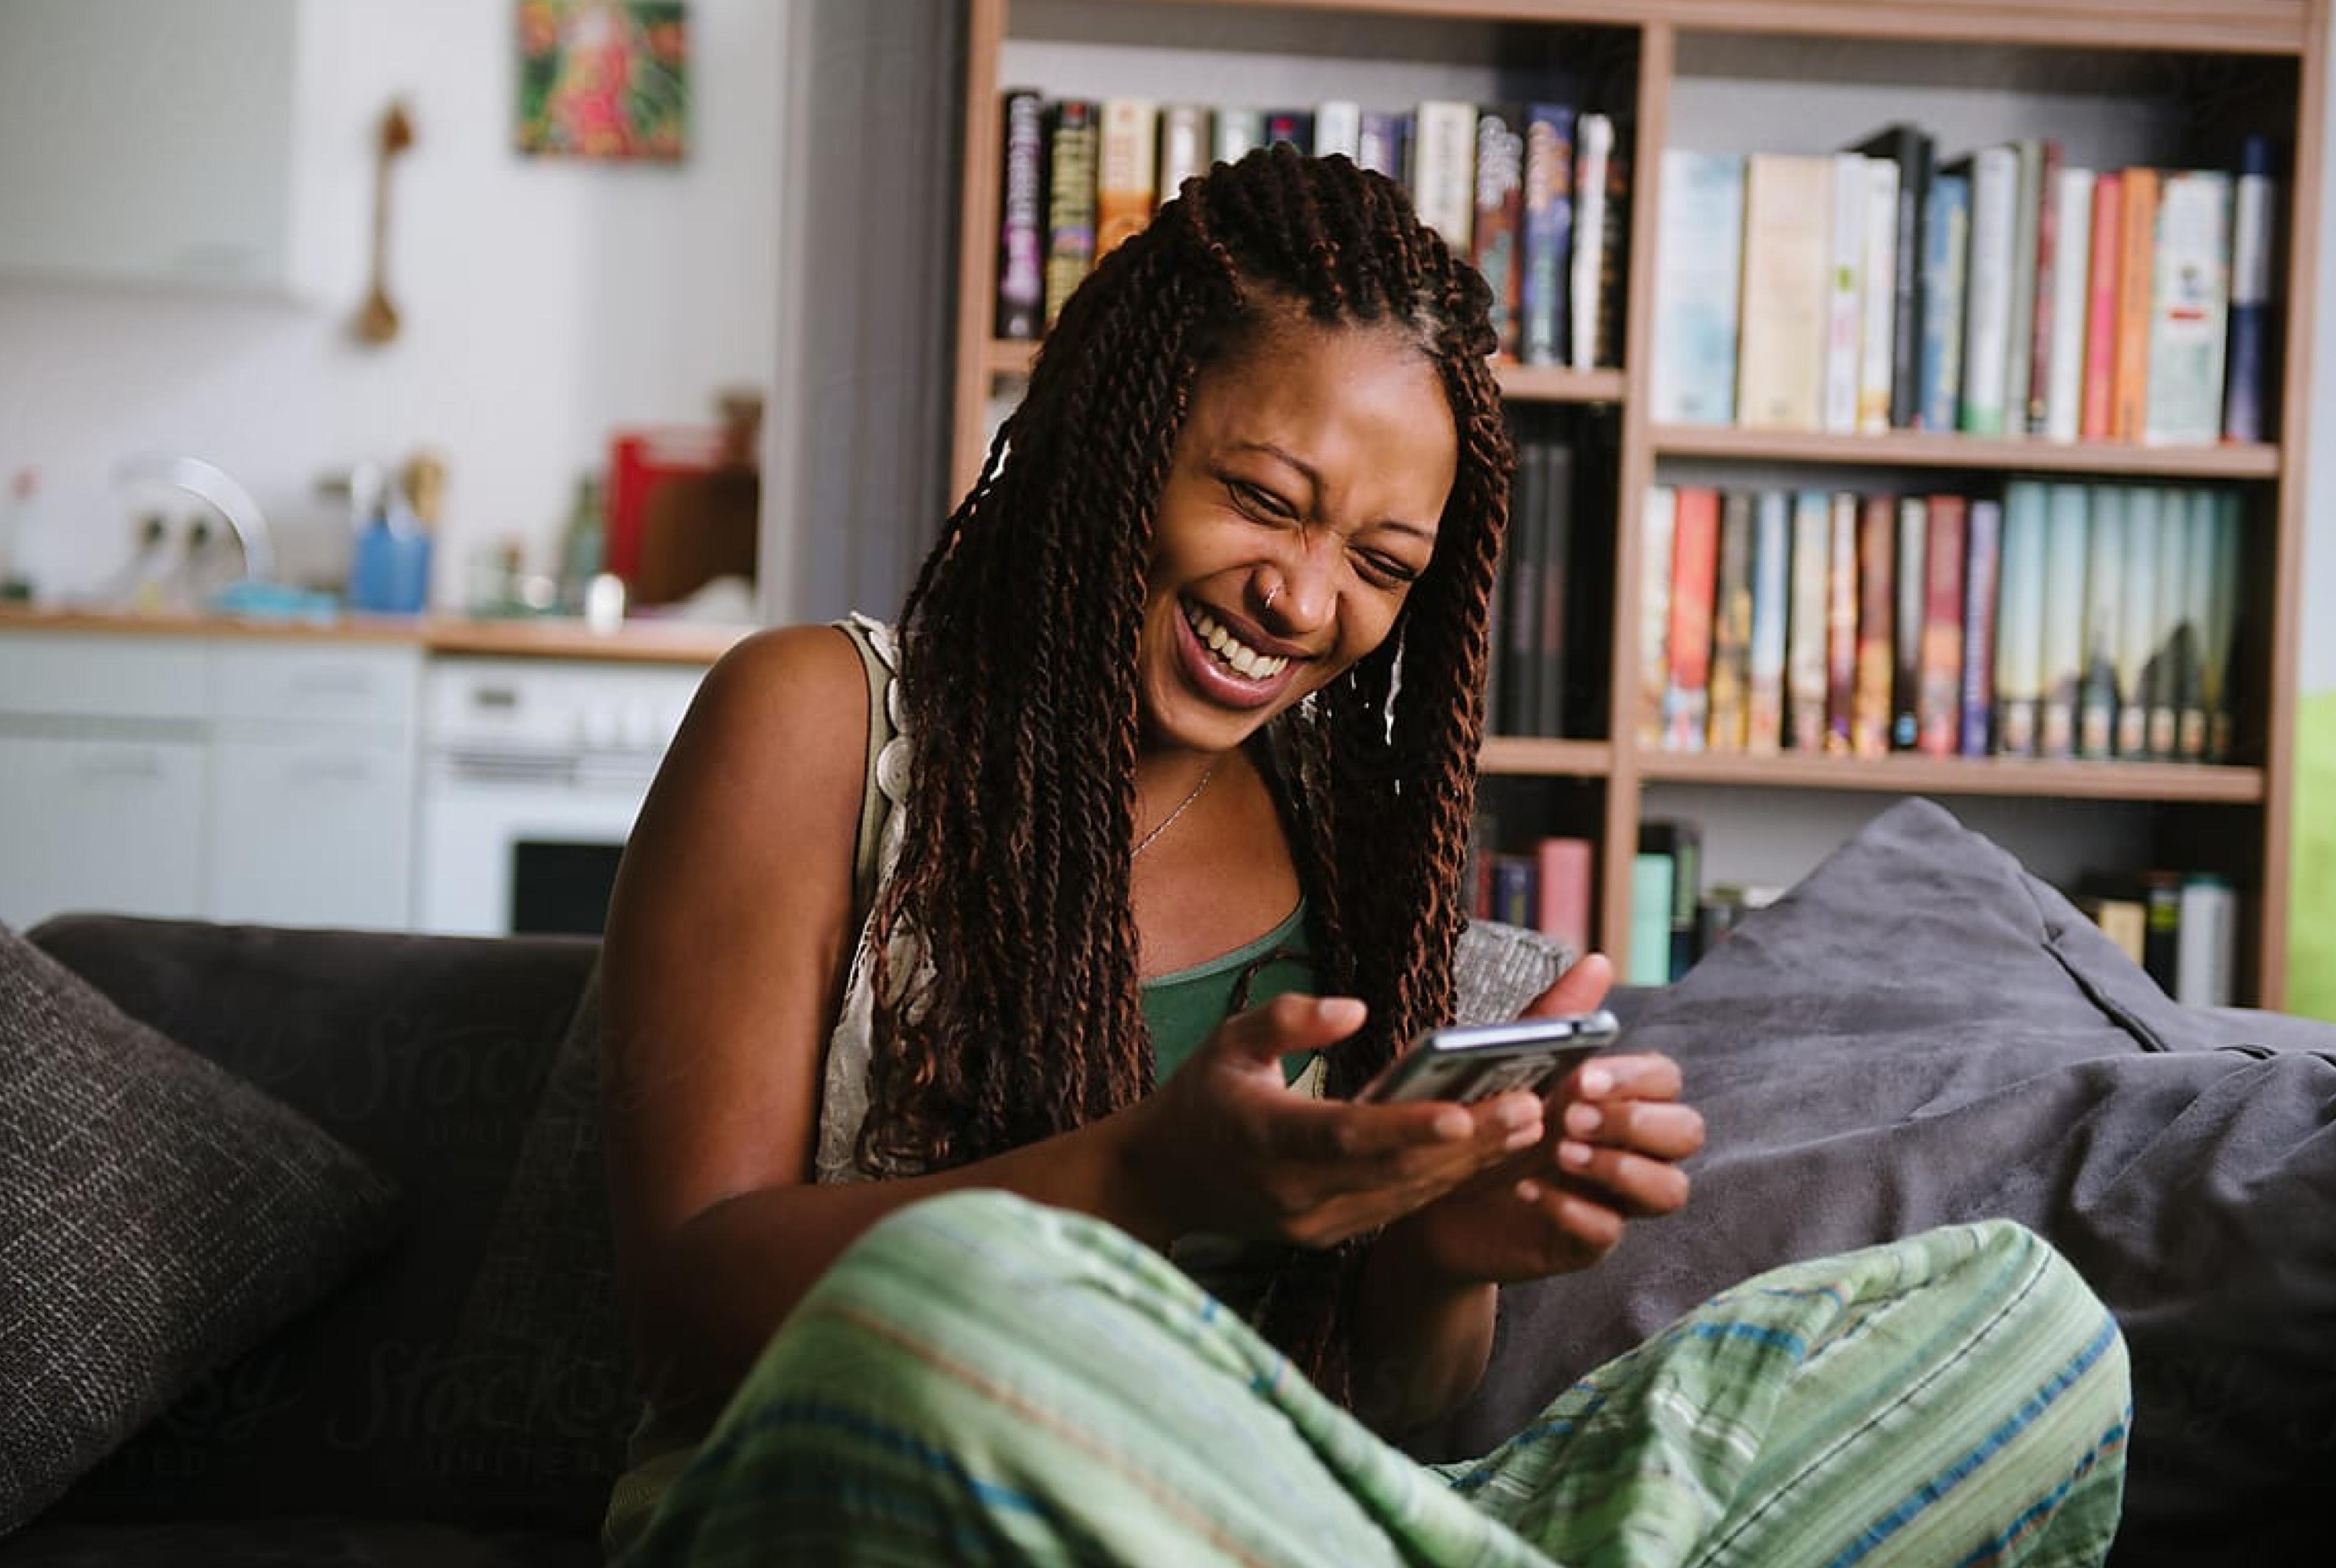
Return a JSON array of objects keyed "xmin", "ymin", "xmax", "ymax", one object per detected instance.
[{"xmin": 950, "ymin": 0, "xmax": 2326, "ymax": 1006}]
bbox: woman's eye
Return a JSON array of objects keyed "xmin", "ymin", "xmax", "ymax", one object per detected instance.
[
  {"xmin": 1229, "ymin": 480, "xmax": 1291, "ymax": 519},
  {"xmin": 1355, "ymin": 552, "xmax": 1419, "ymax": 589}
]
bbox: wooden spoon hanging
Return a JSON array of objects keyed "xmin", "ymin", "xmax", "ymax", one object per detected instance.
[{"xmin": 355, "ymin": 100, "xmax": 414, "ymax": 345}]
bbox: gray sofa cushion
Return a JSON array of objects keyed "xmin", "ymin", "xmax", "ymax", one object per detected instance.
[
  {"xmin": 1406, "ymin": 798, "xmax": 2336, "ymax": 1567},
  {"xmin": 0, "ymin": 923, "xmax": 400, "ymax": 1536}
]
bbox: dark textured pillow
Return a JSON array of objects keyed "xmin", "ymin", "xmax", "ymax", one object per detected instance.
[
  {"xmin": 1406, "ymin": 798, "xmax": 2336, "ymax": 1568},
  {"xmin": 0, "ymin": 923, "xmax": 400, "ymax": 1536}
]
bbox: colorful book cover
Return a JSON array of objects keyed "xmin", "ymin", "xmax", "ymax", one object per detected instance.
[
  {"xmin": 1095, "ymin": 97, "xmax": 1158, "ymax": 261},
  {"xmin": 1535, "ymin": 836, "xmax": 1595, "ymax": 956},
  {"xmin": 1916, "ymin": 169, "xmax": 1970, "ymax": 431},
  {"xmin": 1521, "ymin": 104, "xmax": 1579, "ymax": 369},
  {"xmin": 1664, "ymin": 486, "xmax": 1722, "ymax": 751},
  {"xmin": 1313, "ymin": 99, "xmax": 1361, "ymax": 161},
  {"xmin": 2037, "ymin": 481, "xmax": 2092, "ymax": 759},
  {"xmin": 1492, "ymin": 852, "xmax": 1537, "ymax": 930},
  {"xmin": 1651, "ymin": 150, "xmax": 1745, "ymax": 424},
  {"xmin": 1638, "ymin": 484, "xmax": 1676, "ymax": 749},
  {"xmin": 1156, "ymin": 104, "xmax": 1212, "ymax": 201},
  {"xmin": 1826, "ymin": 491, "xmax": 1860, "ymax": 754},
  {"xmin": 1041, "ymin": 99, "xmax": 1099, "ymax": 331},
  {"xmin": 1639, "ymin": 820, "xmax": 1704, "ymax": 982},
  {"xmin": 1737, "ymin": 153, "xmax": 1832, "ymax": 431},
  {"xmin": 1473, "ymin": 106, "xmax": 1527, "ymax": 359},
  {"xmin": 995, "ymin": 89, "xmax": 1047, "ymax": 340},
  {"xmin": 1748, "ymin": 490, "xmax": 1790, "ymax": 753},
  {"xmin": 1411, "ymin": 100, "xmax": 1479, "ymax": 253},
  {"xmin": 2042, "ymin": 165, "xmax": 2094, "ymax": 441},
  {"xmin": 1262, "ymin": 109, "xmax": 1313, "ymax": 154},
  {"xmin": 2205, "ymin": 487, "xmax": 2242, "ymax": 761},
  {"xmin": 2144, "ymin": 168, "xmax": 2234, "ymax": 446},
  {"xmin": 1824, "ymin": 151, "xmax": 1869, "ymax": 435},
  {"xmin": 1852, "ymin": 493, "xmax": 1896, "ymax": 758},
  {"xmin": 1628, "ymin": 852, "xmax": 1675, "ymax": 987},
  {"xmin": 2223, "ymin": 137, "xmax": 2277, "ymax": 443},
  {"xmin": 2113, "ymin": 167, "xmax": 2161, "ymax": 442},
  {"xmin": 2081, "ymin": 172, "xmax": 2125, "ymax": 440},
  {"xmin": 1959, "ymin": 497, "xmax": 2003, "ymax": 757},
  {"xmin": 2077, "ymin": 483, "xmax": 2126, "ymax": 758},
  {"xmin": 2002, "ymin": 140, "xmax": 2046, "ymax": 434},
  {"xmin": 2115, "ymin": 486, "xmax": 2162, "ymax": 758},
  {"xmin": 1357, "ymin": 109, "xmax": 1410, "ymax": 184},
  {"xmin": 1214, "ymin": 107, "xmax": 1264, "ymax": 166},
  {"xmin": 1891, "ymin": 495, "xmax": 1927, "ymax": 752},
  {"xmin": 1917, "ymin": 494, "xmax": 1966, "ymax": 757},
  {"xmin": 1955, "ymin": 145, "xmax": 2020, "ymax": 437},
  {"xmin": 1708, "ymin": 491, "xmax": 1756, "ymax": 752},
  {"xmin": 2148, "ymin": 485, "xmax": 2191, "ymax": 755},
  {"xmin": 1571, "ymin": 113, "xmax": 1617, "ymax": 371},
  {"xmin": 2016, "ymin": 139, "xmax": 2060, "ymax": 435},
  {"xmin": 1994, "ymin": 479, "xmax": 2049, "ymax": 757},
  {"xmin": 1787, "ymin": 489, "xmax": 1832, "ymax": 752},
  {"xmin": 1849, "ymin": 122, "xmax": 1933, "ymax": 429},
  {"xmin": 1857, "ymin": 154, "xmax": 1901, "ymax": 434}
]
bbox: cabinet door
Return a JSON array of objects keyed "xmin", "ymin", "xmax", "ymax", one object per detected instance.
[
  {"xmin": 0, "ymin": 734, "xmax": 206, "ymax": 928},
  {"xmin": 207, "ymin": 735, "xmax": 415, "ymax": 929}
]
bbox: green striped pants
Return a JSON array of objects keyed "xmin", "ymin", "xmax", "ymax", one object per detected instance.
[{"xmin": 613, "ymin": 1192, "xmax": 2129, "ymax": 1566}]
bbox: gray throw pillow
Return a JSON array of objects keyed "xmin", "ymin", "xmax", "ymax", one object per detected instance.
[
  {"xmin": 1407, "ymin": 798, "xmax": 2336, "ymax": 1568},
  {"xmin": 0, "ymin": 923, "xmax": 400, "ymax": 1536}
]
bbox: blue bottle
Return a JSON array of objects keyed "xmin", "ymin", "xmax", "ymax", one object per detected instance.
[{"xmin": 348, "ymin": 502, "xmax": 433, "ymax": 615}]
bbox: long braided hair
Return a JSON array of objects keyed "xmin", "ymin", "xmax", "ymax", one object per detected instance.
[{"xmin": 860, "ymin": 145, "xmax": 1513, "ymax": 1393}]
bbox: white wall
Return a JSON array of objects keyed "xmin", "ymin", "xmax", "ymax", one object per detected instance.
[{"xmin": 0, "ymin": 0, "xmax": 783, "ymax": 607}]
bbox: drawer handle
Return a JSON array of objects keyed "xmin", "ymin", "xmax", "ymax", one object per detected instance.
[{"xmin": 74, "ymin": 751, "xmax": 169, "ymax": 783}]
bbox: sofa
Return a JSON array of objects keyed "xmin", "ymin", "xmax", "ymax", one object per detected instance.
[{"xmin": 3, "ymin": 799, "xmax": 2331, "ymax": 1565}]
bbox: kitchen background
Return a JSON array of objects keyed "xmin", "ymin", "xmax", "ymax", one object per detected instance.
[{"xmin": 0, "ymin": 0, "xmax": 2331, "ymax": 1018}]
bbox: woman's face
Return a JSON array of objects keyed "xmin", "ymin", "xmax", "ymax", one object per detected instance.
[{"xmin": 1137, "ymin": 315, "xmax": 1459, "ymax": 755}]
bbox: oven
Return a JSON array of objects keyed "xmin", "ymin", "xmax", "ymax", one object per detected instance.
[{"xmin": 415, "ymin": 657, "xmax": 706, "ymax": 937}]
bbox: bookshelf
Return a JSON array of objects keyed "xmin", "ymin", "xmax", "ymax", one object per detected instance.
[{"xmin": 949, "ymin": 0, "xmax": 2325, "ymax": 1007}]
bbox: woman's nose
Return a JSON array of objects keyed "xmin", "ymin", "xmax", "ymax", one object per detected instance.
[{"xmin": 1260, "ymin": 540, "xmax": 1338, "ymax": 630}]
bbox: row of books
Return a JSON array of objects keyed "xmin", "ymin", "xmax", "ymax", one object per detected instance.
[
  {"xmin": 1487, "ymin": 433, "xmax": 1580, "ymax": 738},
  {"xmin": 1473, "ymin": 816, "xmax": 2241, "ymax": 1005},
  {"xmin": 1639, "ymin": 477, "xmax": 2247, "ymax": 764},
  {"xmin": 1653, "ymin": 128, "xmax": 2279, "ymax": 446},
  {"xmin": 994, "ymin": 92, "xmax": 1630, "ymax": 369}
]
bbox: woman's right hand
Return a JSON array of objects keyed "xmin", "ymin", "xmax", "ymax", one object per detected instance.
[{"xmin": 1118, "ymin": 994, "xmax": 1548, "ymax": 1247}]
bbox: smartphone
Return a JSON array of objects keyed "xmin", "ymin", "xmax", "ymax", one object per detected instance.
[{"xmin": 1355, "ymin": 1010, "xmax": 1621, "ymax": 1105}]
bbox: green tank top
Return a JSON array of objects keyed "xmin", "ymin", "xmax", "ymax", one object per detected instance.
[{"xmin": 1142, "ymin": 902, "xmax": 1319, "ymax": 1085}]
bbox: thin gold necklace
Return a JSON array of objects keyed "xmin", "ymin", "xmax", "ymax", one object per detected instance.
[{"xmin": 1132, "ymin": 759, "xmax": 1218, "ymax": 859}]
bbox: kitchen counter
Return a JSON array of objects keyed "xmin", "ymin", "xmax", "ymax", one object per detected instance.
[{"xmin": 0, "ymin": 605, "xmax": 757, "ymax": 665}]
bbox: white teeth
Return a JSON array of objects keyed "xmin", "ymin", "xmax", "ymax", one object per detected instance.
[{"xmin": 1184, "ymin": 602, "xmax": 1289, "ymax": 680}]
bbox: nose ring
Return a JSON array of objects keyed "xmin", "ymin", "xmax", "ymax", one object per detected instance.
[{"xmin": 1264, "ymin": 582, "xmax": 1282, "ymax": 611}]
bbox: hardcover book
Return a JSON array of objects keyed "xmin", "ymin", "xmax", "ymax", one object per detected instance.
[
  {"xmin": 2148, "ymin": 484, "xmax": 2190, "ymax": 755},
  {"xmin": 2080, "ymin": 172, "xmax": 2125, "ymax": 440},
  {"xmin": 1708, "ymin": 490, "xmax": 1756, "ymax": 753},
  {"xmin": 2223, "ymin": 137, "xmax": 2277, "ymax": 443},
  {"xmin": 2115, "ymin": 485, "xmax": 2162, "ymax": 758},
  {"xmin": 1825, "ymin": 491, "xmax": 1859, "ymax": 754},
  {"xmin": 1042, "ymin": 99, "xmax": 1099, "ymax": 331},
  {"xmin": 1638, "ymin": 484, "xmax": 1676, "ymax": 749},
  {"xmin": 2037, "ymin": 481, "xmax": 2092, "ymax": 759},
  {"xmin": 1664, "ymin": 486, "xmax": 1722, "ymax": 752},
  {"xmin": 2042, "ymin": 165, "xmax": 2094, "ymax": 441},
  {"xmin": 1824, "ymin": 152, "xmax": 1869, "ymax": 435},
  {"xmin": 2077, "ymin": 483, "xmax": 2126, "ymax": 758},
  {"xmin": 995, "ymin": 89, "xmax": 1047, "ymax": 340},
  {"xmin": 1857, "ymin": 154, "xmax": 1902, "ymax": 434},
  {"xmin": 1916, "ymin": 168, "xmax": 1970, "ymax": 431},
  {"xmin": 1651, "ymin": 150, "xmax": 1745, "ymax": 423},
  {"xmin": 1521, "ymin": 105, "xmax": 1579, "ymax": 368},
  {"xmin": 1737, "ymin": 153, "xmax": 1832, "ymax": 431},
  {"xmin": 2144, "ymin": 168, "xmax": 2234, "ymax": 446},
  {"xmin": 1954, "ymin": 145, "xmax": 2021, "ymax": 437},
  {"xmin": 1849, "ymin": 122, "xmax": 1933, "ymax": 429},
  {"xmin": 1157, "ymin": 104, "xmax": 1212, "ymax": 201},
  {"xmin": 1572, "ymin": 113, "xmax": 1620, "ymax": 370},
  {"xmin": 1096, "ymin": 97, "xmax": 1158, "ymax": 260},
  {"xmin": 1412, "ymin": 100, "xmax": 1479, "ymax": 253},
  {"xmin": 1959, "ymin": 497, "xmax": 2003, "ymax": 757},
  {"xmin": 2113, "ymin": 167, "xmax": 2161, "ymax": 441},
  {"xmin": 1917, "ymin": 494, "xmax": 1966, "ymax": 757},
  {"xmin": 1748, "ymin": 489, "xmax": 1791, "ymax": 754},
  {"xmin": 1994, "ymin": 479, "xmax": 2049, "ymax": 757},
  {"xmin": 1787, "ymin": 489, "xmax": 1832, "ymax": 752},
  {"xmin": 1474, "ymin": 107, "xmax": 1528, "ymax": 360},
  {"xmin": 1852, "ymin": 493, "xmax": 1896, "ymax": 758},
  {"xmin": 1891, "ymin": 495, "xmax": 1927, "ymax": 752}
]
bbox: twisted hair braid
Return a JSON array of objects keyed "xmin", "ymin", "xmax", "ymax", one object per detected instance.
[{"xmin": 860, "ymin": 145, "xmax": 1514, "ymax": 1396}]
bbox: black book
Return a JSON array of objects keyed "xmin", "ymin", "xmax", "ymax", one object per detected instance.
[
  {"xmin": 1498, "ymin": 439, "xmax": 1546, "ymax": 735},
  {"xmin": 1533, "ymin": 443, "xmax": 1576, "ymax": 738},
  {"xmin": 1849, "ymin": 123, "xmax": 1934, "ymax": 430}
]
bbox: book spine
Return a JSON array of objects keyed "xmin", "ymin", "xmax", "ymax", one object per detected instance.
[
  {"xmin": 1857, "ymin": 156, "xmax": 1900, "ymax": 433},
  {"xmin": 1852, "ymin": 493, "xmax": 1896, "ymax": 758},
  {"xmin": 2223, "ymin": 137, "xmax": 2276, "ymax": 443},
  {"xmin": 1473, "ymin": 107, "xmax": 1527, "ymax": 361},
  {"xmin": 1917, "ymin": 172, "xmax": 1970, "ymax": 432},
  {"xmin": 1959, "ymin": 497, "xmax": 2002, "ymax": 757},
  {"xmin": 1411, "ymin": 100, "xmax": 1479, "ymax": 253},
  {"xmin": 1638, "ymin": 485, "xmax": 1677, "ymax": 750},
  {"xmin": 1851, "ymin": 125, "xmax": 1931, "ymax": 430},
  {"xmin": 1262, "ymin": 109, "xmax": 1313, "ymax": 154},
  {"xmin": 2149, "ymin": 486, "xmax": 2189, "ymax": 756},
  {"xmin": 1156, "ymin": 105, "xmax": 1212, "ymax": 202},
  {"xmin": 2037, "ymin": 481, "xmax": 2091, "ymax": 759},
  {"xmin": 1492, "ymin": 853, "xmax": 1538, "ymax": 930},
  {"xmin": 2077, "ymin": 483, "xmax": 2126, "ymax": 758},
  {"xmin": 1650, "ymin": 150, "xmax": 1743, "ymax": 423},
  {"xmin": 996, "ymin": 89, "xmax": 1048, "ymax": 340},
  {"xmin": 1042, "ymin": 100, "xmax": 1100, "ymax": 331},
  {"xmin": 1708, "ymin": 490, "xmax": 1755, "ymax": 752},
  {"xmin": 1095, "ymin": 98, "xmax": 1158, "ymax": 262},
  {"xmin": 1534, "ymin": 836, "xmax": 1596, "ymax": 956},
  {"xmin": 1639, "ymin": 822, "xmax": 1704, "ymax": 982},
  {"xmin": 1664, "ymin": 486, "xmax": 1721, "ymax": 751},
  {"xmin": 1498, "ymin": 442, "xmax": 1545, "ymax": 734},
  {"xmin": 1959, "ymin": 147, "xmax": 2020, "ymax": 436},
  {"xmin": 2023, "ymin": 140, "xmax": 2063, "ymax": 434},
  {"xmin": 2205, "ymin": 488, "xmax": 2242, "ymax": 761},
  {"xmin": 1535, "ymin": 446, "xmax": 1576, "ymax": 738},
  {"xmin": 2080, "ymin": 172, "xmax": 2124, "ymax": 440},
  {"xmin": 1994, "ymin": 479, "xmax": 2049, "ymax": 757},
  {"xmin": 2175, "ymin": 874, "xmax": 2237, "ymax": 1007},
  {"xmin": 1521, "ymin": 105, "xmax": 1579, "ymax": 369},
  {"xmin": 2113, "ymin": 167, "xmax": 2161, "ymax": 442},
  {"xmin": 1748, "ymin": 490, "xmax": 1790, "ymax": 754},
  {"xmin": 2140, "ymin": 870, "xmax": 2181, "ymax": 991},
  {"xmin": 1917, "ymin": 494, "xmax": 1966, "ymax": 757},
  {"xmin": 1570, "ymin": 113, "xmax": 1615, "ymax": 371},
  {"xmin": 1825, "ymin": 491, "xmax": 1859, "ymax": 754},
  {"xmin": 2144, "ymin": 169, "xmax": 2234, "ymax": 446},
  {"xmin": 1357, "ymin": 110, "xmax": 1408, "ymax": 182},
  {"xmin": 2178, "ymin": 484, "xmax": 2216, "ymax": 758},
  {"xmin": 1787, "ymin": 489, "xmax": 1832, "ymax": 752},
  {"xmin": 1627, "ymin": 852, "xmax": 1675, "ymax": 987},
  {"xmin": 2115, "ymin": 486, "xmax": 2162, "ymax": 758},
  {"xmin": 1824, "ymin": 153, "xmax": 1868, "ymax": 435},
  {"xmin": 2001, "ymin": 140, "xmax": 2044, "ymax": 432},
  {"xmin": 1214, "ymin": 108, "xmax": 1264, "ymax": 165},
  {"xmin": 1737, "ymin": 154, "xmax": 1831, "ymax": 431},
  {"xmin": 2079, "ymin": 894, "xmax": 2149, "ymax": 967},
  {"xmin": 1313, "ymin": 99, "xmax": 1361, "ymax": 161},
  {"xmin": 1892, "ymin": 496, "xmax": 1928, "ymax": 752},
  {"xmin": 2043, "ymin": 166, "xmax": 2093, "ymax": 441}
]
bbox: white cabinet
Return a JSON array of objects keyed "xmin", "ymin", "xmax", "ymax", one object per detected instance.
[
  {"xmin": 0, "ymin": 0, "xmax": 301, "ymax": 293},
  {"xmin": 0, "ymin": 734, "xmax": 207, "ymax": 928},
  {"xmin": 208, "ymin": 734, "xmax": 415, "ymax": 929}
]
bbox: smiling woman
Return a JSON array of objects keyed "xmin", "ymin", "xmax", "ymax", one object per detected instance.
[{"xmin": 593, "ymin": 147, "xmax": 2129, "ymax": 1567}]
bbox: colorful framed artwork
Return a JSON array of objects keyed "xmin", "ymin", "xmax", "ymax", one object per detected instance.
[{"xmin": 516, "ymin": 1, "xmax": 688, "ymax": 162}]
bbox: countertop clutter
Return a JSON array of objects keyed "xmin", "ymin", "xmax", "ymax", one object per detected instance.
[{"xmin": 0, "ymin": 604, "xmax": 756, "ymax": 664}]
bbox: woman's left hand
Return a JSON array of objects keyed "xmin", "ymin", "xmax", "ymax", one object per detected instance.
[{"xmin": 1394, "ymin": 955, "xmax": 1706, "ymax": 1286}]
